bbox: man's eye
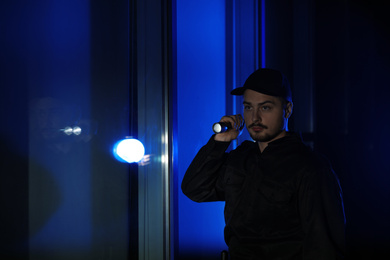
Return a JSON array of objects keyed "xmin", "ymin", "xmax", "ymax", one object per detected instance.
[
  {"xmin": 244, "ymin": 105, "xmax": 252, "ymax": 110},
  {"xmin": 261, "ymin": 106, "xmax": 271, "ymax": 111}
]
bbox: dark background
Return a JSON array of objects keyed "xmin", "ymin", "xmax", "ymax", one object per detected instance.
[
  {"xmin": 1, "ymin": 0, "xmax": 389, "ymax": 259},
  {"xmin": 313, "ymin": 1, "xmax": 389, "ymax": 258},
  {"xmin": 267, "ymin": 1, "xmax": 390, "ymax": 259}
]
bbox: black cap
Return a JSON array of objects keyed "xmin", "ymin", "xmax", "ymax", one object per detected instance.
[{"xmin": 231, "ymin": 68, "xmax": 292, "ymax": 102}]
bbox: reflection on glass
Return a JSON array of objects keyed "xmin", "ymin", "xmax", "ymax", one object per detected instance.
[
  {"xmin": 29, "ymin": 97, "xmax": 97, "ymax": 153},
  {"xmin": 62, "ymin": 126, "xmax": 74, "ymax": 136},
  {"xmin": 113, "ymin": 137, "xmax": 145, "ymax": 163},
  {"xmin": 72, "ymin": 126, "xmax": 82, "ymax": 136},
  {"xmin": 28, "ymin": 97, "xmax": 99, "ymax": 258}
]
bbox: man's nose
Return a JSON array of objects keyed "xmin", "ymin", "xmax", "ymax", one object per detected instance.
[{"xmin": 252, "ymin": 109, "xmax": 262, "ymax": 122}]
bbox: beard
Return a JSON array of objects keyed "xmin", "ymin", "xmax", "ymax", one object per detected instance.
[
  {"xmin": 249, "ymin": 129, "xmax": 284, "ymax": 142},
  {"xmin": 248, "ymin": 117, "xmax": 286, "ymax": 143}
]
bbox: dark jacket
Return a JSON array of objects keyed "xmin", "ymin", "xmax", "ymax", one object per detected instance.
[{"xmin": 182, "ymin": 133, "xmax": 345, "ymax": 259}]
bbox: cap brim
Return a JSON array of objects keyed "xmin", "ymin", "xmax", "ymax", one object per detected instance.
[{"xmin": 230, "ymin": 87, "xmax": 246, "ymax": 95}]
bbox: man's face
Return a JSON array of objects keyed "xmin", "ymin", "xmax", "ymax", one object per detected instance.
[{"xmin": 243, "ymin": 89, "xmax": 291, "ymax": 143}]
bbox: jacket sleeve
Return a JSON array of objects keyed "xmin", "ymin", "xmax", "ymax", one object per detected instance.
[
  {"xmin": 181, "ymin": 136, "xmax": 231, "ymax": 202},
  {"xmin": 299, "ymin": 164, "xmax": 346, "ymax": 260}
]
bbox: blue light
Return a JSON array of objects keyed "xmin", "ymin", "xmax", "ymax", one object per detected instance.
[
  {"xmin": 113, "ymin": 138, "xmax": 145, "ymax": 163},
  {"xmin": 177, "ymin": 0, "xmax": 227, "ymax": 256},
  {"xmin": 261, "ymin": 0, "xmax": 266, "ymax": 67}
]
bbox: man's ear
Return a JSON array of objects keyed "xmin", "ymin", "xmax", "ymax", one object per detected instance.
[{"xmin": 285, "ymin": 101, "xmax": 293, "ymax": 119}]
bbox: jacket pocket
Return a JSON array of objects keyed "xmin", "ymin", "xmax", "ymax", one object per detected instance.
[{"xmin": 257, "ymin": 179, "xmax": 293, "ymax": 204}]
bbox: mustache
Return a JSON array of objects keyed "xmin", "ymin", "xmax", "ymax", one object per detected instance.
[{"xmin": 248, "ymin": 123, "xmax": 267, "ymax": 129}]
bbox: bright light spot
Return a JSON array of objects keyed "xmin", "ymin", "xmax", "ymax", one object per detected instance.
[
  {"xmin": 213, "ymin": 123, "xmax": 222, "ymax": 133},
  {"xmin": 63, "ymin": 126, "xmax": 73, "ymax": 135},
  {"xmin": 113, "ymin": 138, "xmax": 145, "ymax": 163},
  {"xmin": 73, "ymin": 126, "xmax": 82, "ymax": 135},
  {"xmin": 160, "ymin": 154, "xmax": 168, "ymax": 164}
]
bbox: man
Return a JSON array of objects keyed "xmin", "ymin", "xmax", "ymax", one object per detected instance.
[{"xmin": 181, "ymin": 68, "xmax": 346, "ymax": 259}]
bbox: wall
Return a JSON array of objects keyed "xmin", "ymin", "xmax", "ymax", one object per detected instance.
[
  {"xmin": 176, "ymin": 0, "xmax": 228, "ymax": 259},
  {"xmin": 314, "ymin": 1, "xmax": 390, "ymax": 258}
]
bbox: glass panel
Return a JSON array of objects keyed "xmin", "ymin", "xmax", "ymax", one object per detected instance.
[
  {"xmin": 135, "ymin": 0, "xmax": 172, "ymax": 258},
  {"xmin": 1, "ymin": 1, "xmax": 134, "ymax": 259}
]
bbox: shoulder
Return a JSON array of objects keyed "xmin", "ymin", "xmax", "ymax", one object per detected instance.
[
  {"xmin": 286, "ymin": 143, "xmax": 337, "ymax": 180},
  {"xmin": 302, "ymin": 149, "xmax": 334, "ymax": 173},
  {"xmin": 298, "ymin": 150, "xmax": 342, "ymax": 191}
]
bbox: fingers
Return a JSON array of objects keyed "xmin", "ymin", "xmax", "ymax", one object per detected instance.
[
  {"xmin": 220, "ymin": 114, "xmax": 244, "ymax": 131},
  {"xmin": 214, "ymin": 114, "xmax": 244, "ymax": 142}
]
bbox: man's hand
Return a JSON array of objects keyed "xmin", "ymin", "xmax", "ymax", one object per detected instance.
[{"xmin": 214, "ymin": 114, "xmax": 245, "ymax": 142}]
